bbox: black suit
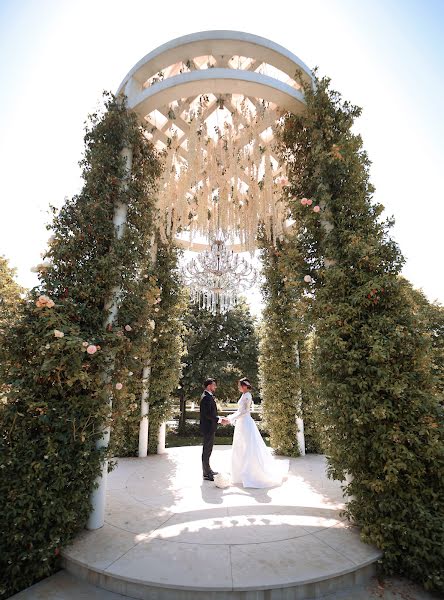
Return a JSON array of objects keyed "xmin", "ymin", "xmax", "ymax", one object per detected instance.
[{"xmin": 199, "ymin": 390, "xmax": 218, "ymax": 476}]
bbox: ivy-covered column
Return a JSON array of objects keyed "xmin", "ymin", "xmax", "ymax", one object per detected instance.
[
  {"xmin": 87, "ymin": 145, "xmax": 132, "ymax": 530},
  {"xmin": 147, "ymin": 237, "xmax": 184, "ymax": 454},
  {"xmin": 138, "ymin": 238, "xmax": 158, "ymax": 457},
  {"xmin": 259, "ymin": 235, "xmax": 307, "ymax": 456},
  {"xmin": 280, "ymin": 76, "xmax": 444, "ymax": 593},
  {"xmin": 0, "ymin": 94, "xmax": 161, "ymax": 596}
]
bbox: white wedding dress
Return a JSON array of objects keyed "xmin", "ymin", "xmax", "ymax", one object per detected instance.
[{"xmin": 227, "ymin": 392, "xmax": 289, "ymax": 488}]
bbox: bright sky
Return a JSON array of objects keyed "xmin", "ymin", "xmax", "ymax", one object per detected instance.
[{"xmin": 1, "ymin": 0, "xmax": 443, "ymax": 314}]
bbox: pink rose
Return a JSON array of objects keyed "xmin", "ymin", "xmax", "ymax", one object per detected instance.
[
  {"xmin": 53, "ymin": 329, "xmax": 64, "ymax": 338},
  {"xmin": 306, "ymin": 199, "xmax": 313, "ymax": 206},
  {"xmin": 86, "ymin": 345, "xmax": 97, "ymax": 355},
  {"xmin": 115, "ymin": 383, "xmax": 123, "ymax": 390},
  {"xmin": 313, "ymin": 205, "xmax": 321, "ymax": 213},
  {"xmin": 300, "ymin": 198, "xmax": 308, "ymax": 206},
  {"xmin": 124, "ymin": 325, "xmax": 132, "ymax": 332},
  {"xmin": 36, "ymin": 295, "xmax": 55, "ymax": 309}
]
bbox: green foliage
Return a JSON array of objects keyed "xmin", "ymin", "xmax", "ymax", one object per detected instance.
[
  {"xmin": 170, "ymin": 420, "xmax": 268, "ymax": 439},
  {"xmin": 0, "ymin": 93, "xmax": 161, "ymax": 598},
  {"xmin": 298, "ymin": 331, "xmax": 325, "ymax": 454},
  {"xmin": 404, "ymin": 283, "xmax": 444, "ymax": 401},
  {"xmin": 180, "ymin": 299, "xmax": 259, "ymax": 403},
  {"xmin": 279, "ymin": 75, "xmax": 444, "ymax": 592},
  {"xmin": 0, "ymin": 301, "xmax": 109, "ymax": 596},
  {"xmin": 0, "ymin": 256, "xmax": 24, "ymax": 398},
  {"xmin": 108, "ymin": 236, "xmax": 184, "ymax": 458},
  {"xmin": 147, "ymin": 239, "xmax": 185, "ymax": 454},
  {"xmin": 0, "ymin": 256, "xmax": 24, "ymax": 326},
  {"xmin": 258, "ymin": 237, "xmax": 307, "ymax": 456}
]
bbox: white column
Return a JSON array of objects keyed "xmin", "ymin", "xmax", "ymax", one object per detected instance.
[
  {"xmin": 294, "ymin": 341, "xmax": 305, "ymax": 456},
  {"xmin": 138, "ymin": 240, "xmax": 158, "ymax": 457},
  {"xmin": 138, "ymin": 361, "xmax": 151, "ymax": 457},
  {"xmin": 296, "ymin": 417, "xmax": 306, "ymax": 456},
  {"xmin": 157, "ymin": 422, "xmax": 166, "ymax": 454},
  {"xmin": 87, "ymin": 146, "xmax": 132, "ymax": 530}
]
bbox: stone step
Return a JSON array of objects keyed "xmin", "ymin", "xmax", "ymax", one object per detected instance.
[
  {"xmin": 62, "ymin": 554, "xmax": 379, "ymax": 599},
  {"xmin": 10, "ymin": 570, "xmax": 437, "ymax": 600},
  {"xmin": 9, "ymin": 570, "xmax": 128, "ymax": 600}
]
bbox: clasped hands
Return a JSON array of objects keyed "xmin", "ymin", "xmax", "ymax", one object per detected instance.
[{"xmin": 218, "ymin": 417, "xmax": 230, "ymax": 425}]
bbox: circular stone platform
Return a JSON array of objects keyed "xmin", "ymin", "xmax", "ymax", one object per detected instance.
[{"xmin": 62, "ymin": 446, "xmax": 382, "ymax": 600}]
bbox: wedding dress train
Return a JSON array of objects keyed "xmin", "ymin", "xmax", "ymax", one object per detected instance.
[{"xmin": 227, "ymin": 392, "xmax": 289, "ymax": 488}]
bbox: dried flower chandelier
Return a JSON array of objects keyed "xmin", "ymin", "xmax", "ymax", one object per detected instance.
[{"xmin": 155, "ymin": 97, "xmax": 289, "ymax": 252}]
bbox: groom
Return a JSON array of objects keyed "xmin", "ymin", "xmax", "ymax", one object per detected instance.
[{"xmin": 200, "ymin": 378, "xmax": 220, "ymax": 481}]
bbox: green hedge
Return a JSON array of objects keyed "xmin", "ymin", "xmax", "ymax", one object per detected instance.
[
  {"xmin": 169, "ymin": 421, "xmax": 268, "ymax": 439},
  {"xmin": 175, "ymin": 410, "xmax": 262, "ymax": 422}
]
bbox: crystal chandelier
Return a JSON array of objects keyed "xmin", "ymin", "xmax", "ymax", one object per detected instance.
[{"xmin": 182, "ymin": 235, "xmax": 257, "ymax": 313}]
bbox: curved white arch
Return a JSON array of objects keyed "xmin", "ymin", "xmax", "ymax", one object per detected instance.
[
  {"xmin": 117, "ymin": 30, "xmax": 313, "ymax": 95},
  {"xmin": 124, "ymin": 68, "xmax": 306, "ymax": 116}
]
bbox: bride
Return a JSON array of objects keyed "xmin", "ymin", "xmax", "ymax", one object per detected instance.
[{"xmin": 221, "ymin": 378, "xmax": 289, "ymax": 488}]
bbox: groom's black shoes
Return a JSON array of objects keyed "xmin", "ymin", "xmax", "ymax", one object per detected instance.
[
  {"xmin": 203, "ymin": 473, "xmax": 214, "ymax": 481},
  {"xmin": 210, "ymin": 471, "xmax": 218, "ymax": 476}
]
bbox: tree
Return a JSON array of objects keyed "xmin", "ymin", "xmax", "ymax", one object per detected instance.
[
  {"xmin": 0, "ymin": 256, "xmax": 24, "ymax": 398},
  {"xmin": 180, "ymin": 299, "xmax": 259, "ymax": 404},
  {"xmin": 0, "ymin": 256, "xmax": 24, "ymax": 325}
]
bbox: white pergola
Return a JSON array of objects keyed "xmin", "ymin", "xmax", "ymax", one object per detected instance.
[
  {"xmin": 117, "ymin": 30, "xmax": 313, "ymax": 252},
  {"xmin": 87, "ymin": 32, "xmax": 313, "ymax": 530}
]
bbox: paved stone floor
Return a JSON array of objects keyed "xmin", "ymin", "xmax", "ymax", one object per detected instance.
[
  {"xmin": 59, "ymin": 447, "xmax": 382, "ymax": 593},
  {"xmin": 11, "ymin": 447, "xmax": 438, "ymax": 599}
]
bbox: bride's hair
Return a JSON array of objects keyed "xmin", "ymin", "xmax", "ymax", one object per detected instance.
[{"xmin": 239, "ymin": 377, "xmax": 252, "ymax": 390}]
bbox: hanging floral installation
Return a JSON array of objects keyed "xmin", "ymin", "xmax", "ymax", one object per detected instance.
[{"xmin": 153, "ymin": 97, "xmax": 289, "ymax": 251}]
